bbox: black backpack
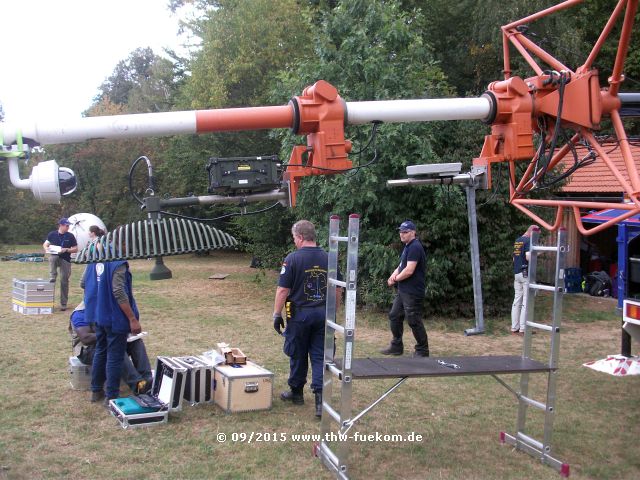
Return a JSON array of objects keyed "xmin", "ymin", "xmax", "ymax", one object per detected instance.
[{"xmin": 586, "ymin": 271, "xmax": 611, "ymax": 297}]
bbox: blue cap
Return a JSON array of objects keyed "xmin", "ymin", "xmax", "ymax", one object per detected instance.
[
  {"xmin": 58, "ymin": 217, "xmax": 71, "ymax": 225},
  {"xmin": 398, "ymin": 220, "xmax": 416, "ymax": 232}
]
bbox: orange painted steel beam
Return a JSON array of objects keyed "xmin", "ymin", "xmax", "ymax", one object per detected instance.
[
  {"xmin": 502, "ymin": 0, "xmax": 583, "ymax": 30},
  {"xmin": 582, "ymin": 0, "xmax": 628, "ymax": 71},
  {"xmin": 572, "ymin": 206, "xmax": 640, "ymax": 236},
  {"xmin": 475, "ymin": 0, "xmax": 639, "ymax": 235},
  {"xmin": 609, "ymin": 0, "xmax": 639, "ymax": 96}
]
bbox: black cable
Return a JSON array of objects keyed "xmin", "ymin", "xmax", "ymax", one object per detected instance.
[
  {"xmin": 128, "ymin": 155, "xmax": 154, "ymax": 206},
  {"xmin": 350, "ymin": 122, "xmax": 381, "ymax": 155},
  {"xmin": 128, "ymin": 154, "xmax": 283, "ymax": 222},
  {"xmin": 522, "ymin": 28, "xmax": 640, "ymax": 88},
  {"xmin": 477, "ymin": 160, "xmax": 503, "ymax": 207},
  {"xmin": 158, "ymin": 201, "xmax": 282, "ymax": 223},
  {"xmin": 283, "ymin": 122, "xmax": 381, "ymax": 173}
]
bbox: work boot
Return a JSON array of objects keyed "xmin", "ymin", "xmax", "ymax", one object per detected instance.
[
  {"xmin": 380, "ymin": 344, "xmax": 403, "ymax": 356},
  {"xmin": 413, "ymin": 350, "xmax": 429, "ymax": 358},
  {"xmin": 314, "ymin": 393, "xmax": 323, "ymax": 419},
  {"xmin": 280, "ymin": 389, "xmax": 304, "ymax": 405},
  {"xmin": 103, "ymin": 396, "xmax": 117, "ymax": 409},
  {"xmin": 90, "ymin": 390, "xmax": 105, "ymax": 403}
]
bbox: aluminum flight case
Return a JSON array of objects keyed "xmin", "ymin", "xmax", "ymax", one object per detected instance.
[
  {"xmin": 109, "ymin": 397, "xmax": 169, "ymax": 429},
  {"xmin": 108, "ymin": 356, "xmax": 187, "ymax": 429},
  {"xmin": 12, "ymin": 278, "xmax": 55, "ymax": 315},
  {"xmin": 213, "ymin": 361, "xmax": 274, "ymax": 413},
  {"xmin": 173, "ymin": 356, "xmax": 214, "ymax": 406}
]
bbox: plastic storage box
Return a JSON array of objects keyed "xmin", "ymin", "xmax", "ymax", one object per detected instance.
[
  {"xmin": 69, "ymin": 356, "xmax": 91, "ymax": 390},
  {"xmin": 564, "ymin": 267, "xmax": 583, "ymax": 293}
]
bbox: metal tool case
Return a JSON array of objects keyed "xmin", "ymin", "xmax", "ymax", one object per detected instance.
[
  {"xmin": 173, "ymin": 355, "xmax": 214, "ymax": 405},
  {"xmin": 109, "ymin": 356, "xmax": 187, "ymax": 428},
  {"xmin": 12, "ymin": 278, "xmax": 54, "ymax": 314},
  {"xmin": 213, "ymin": 361, "xmax": 274, "ymax": 413}
]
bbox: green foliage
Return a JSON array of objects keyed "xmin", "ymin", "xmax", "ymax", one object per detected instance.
[
  {"xmin": 266, "ymin": 0, "xmax": 529, "ymax": 314},
  {"xmin": 232, "ymin": 204, "xmax": 295, "ymax": 269}
]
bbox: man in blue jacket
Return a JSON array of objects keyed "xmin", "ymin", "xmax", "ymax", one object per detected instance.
[
  {"xmin": 381, "ymin": 220, "xmax": 429, "ymax": 357},
  {"xmin": 70, "ymin": 301, "xmax": 152, "ymax": 394},
  {"xmin": 84, "ymin": 260, "xmax": 142, "ymax": 405}
]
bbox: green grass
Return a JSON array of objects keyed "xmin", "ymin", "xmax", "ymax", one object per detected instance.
[{"xmin": 0, "ymin": 247, "xmax": 638, "ymax": 479}]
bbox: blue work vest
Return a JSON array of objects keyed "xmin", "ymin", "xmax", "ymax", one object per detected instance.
[{"xmin": 84, "ymin": 261, "xmax": 138, "ymax": 334}]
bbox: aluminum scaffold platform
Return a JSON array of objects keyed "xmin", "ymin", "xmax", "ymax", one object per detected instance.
[{"xmin": 315, "ymin": 216, "xmax": 570, "ymax": 478}]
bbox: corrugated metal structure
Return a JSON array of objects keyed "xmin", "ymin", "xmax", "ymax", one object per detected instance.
[{"xmin": 74, "ymin": 218, "xmax": 238, "ymax": 264}]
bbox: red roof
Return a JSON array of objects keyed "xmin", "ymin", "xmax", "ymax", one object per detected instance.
[{"xmin": 561, "ymin": 143, "xmax": 640, "ymax": 193}]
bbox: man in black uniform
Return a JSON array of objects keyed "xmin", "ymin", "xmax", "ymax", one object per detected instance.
[
  {"xmin": 43, "ymin": 217, "xmax": 78, "ymax": 311},
  {"xmin": 273, "ymin": 219, "xmax": 330, "ymax": 418},
  {"xmin": 381, "ymin": 220, "xmax": 429, "ymax": 357}
]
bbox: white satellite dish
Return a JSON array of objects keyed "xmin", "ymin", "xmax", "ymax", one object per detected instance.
[{"xmin": 68, "ymin": 213, "xmax": 107, "ymax": 259}]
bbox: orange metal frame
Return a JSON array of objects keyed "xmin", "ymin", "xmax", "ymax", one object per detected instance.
[
  {"xmin": 189, "ymin": 2, "xmax": 638, "ymax": 228},
  {"xmin": 473, "ymin": 0, "xmax": 639, "ymax": 235},
  {"xmin": 284, "ymin": 80, "xmax": 352, "ymax": 206}
]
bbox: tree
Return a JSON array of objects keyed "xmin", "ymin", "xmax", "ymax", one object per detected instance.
[
  {"xmin": 158, "ymin": 0, "xmax": 316, "ymax": 258},
  {"xmin": 96, "ymin": 47, "xmax": 177, "ymax": 113},
  {"xmin": 267, "ymin": 0, "xmax": 532, "ymax": 315}
]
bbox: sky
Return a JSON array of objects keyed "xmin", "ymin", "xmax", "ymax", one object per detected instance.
[{"xmin": 0, "ymin": 0, "xmax": 190, "ymax": 122}]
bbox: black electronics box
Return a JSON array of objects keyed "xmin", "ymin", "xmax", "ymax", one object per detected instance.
[{"xmin": 206, "ymin": 155, "xmax": 280, "ymax": 194}]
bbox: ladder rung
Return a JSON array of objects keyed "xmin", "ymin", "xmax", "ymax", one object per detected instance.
[
  {"xmin": 318, "ymin": 441, "xmax": 340, "ymax": 468},
  {"xmin": 526, "ymin": 321, "xmax": 553, "ymax": 332},
  {"xmin": 323, "ymin": 402, "xmax": 342, "ymax": 424},
  {"xmin": 327, "ymin": 320, "xmax": 344, "ymax": 335},
  {"xmin": 330, "ymin": 278, "xmax": 347, "ymax": 288},
  {"xmin": 516, "ymin": 432, "xmax": 544, "ymax": 450},
  {"xmin": 531, "ymin": 245, "xmax": 557, "ymax": 252},
  {"xmin": 326, "ymin": 363, "xmax": 343, "ymax": 379},
  {"xmin": 529, "ymin": 283, "xmax": 556, "ymax": 292},
  {"xmin": 520, "ymin": 394, "xmax": 547, "ymax": 410},
  {"xmin": 330, "ymin": 235, "xmax": 349, "ymax": 243}
]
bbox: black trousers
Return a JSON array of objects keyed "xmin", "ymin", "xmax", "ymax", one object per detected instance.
[{"xmin": 388, "ymin": 291, "xmax": 429, "ymax": 355}]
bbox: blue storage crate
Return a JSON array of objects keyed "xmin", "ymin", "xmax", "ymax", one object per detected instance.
[{"xmin": 564, "ymin": 268, "xmax": 583, "ymax": 293}]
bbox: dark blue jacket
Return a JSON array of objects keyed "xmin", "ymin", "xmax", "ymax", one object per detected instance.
[{"xmin": 84, "ymin": 261, "xmax": 138, "ymax": 334}]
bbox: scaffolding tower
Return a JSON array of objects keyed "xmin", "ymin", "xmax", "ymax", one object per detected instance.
[{"xmin": 315, "ymin": 217, "xmax": 570, "ymax": 478}]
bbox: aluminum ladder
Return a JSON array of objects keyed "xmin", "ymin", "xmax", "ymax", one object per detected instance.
[
  {"xmin": 499, "ymin": 226, "xmax": 570, "ymax": 477},
  {"xmin": 315, "ymin": 214, "xmax": 360, "ymax": 479}
]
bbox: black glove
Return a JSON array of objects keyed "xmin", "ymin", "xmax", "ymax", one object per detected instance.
[{"xmin": 273, "ymin": 314, "xmax": 285, "ymax": 335}]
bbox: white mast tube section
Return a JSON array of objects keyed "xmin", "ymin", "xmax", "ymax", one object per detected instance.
[
  {"xmin": 0, "ymin": 96, "xmax": 493, "ymax": 146},
  {"xmin": 1, "ymin": 111, "xmax": 197, "ymax": 145},
  {"xmin": 345, "ymin": 97, "xmax": 493, "ymax": 125}
]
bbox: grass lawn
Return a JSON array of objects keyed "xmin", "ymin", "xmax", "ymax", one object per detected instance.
[{"xmin": 0, "ymin": 246, "xmax": 638, "ymax": 479}]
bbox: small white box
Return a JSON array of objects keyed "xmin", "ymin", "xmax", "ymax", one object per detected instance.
[{"xmin": 69, "ymin": 356, "xmax": 92, "ymax": 390}]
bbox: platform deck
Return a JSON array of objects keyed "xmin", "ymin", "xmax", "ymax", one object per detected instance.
[{"xmin": 334, "ymin": 355, "xmax": 552, "ymax": 379}]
